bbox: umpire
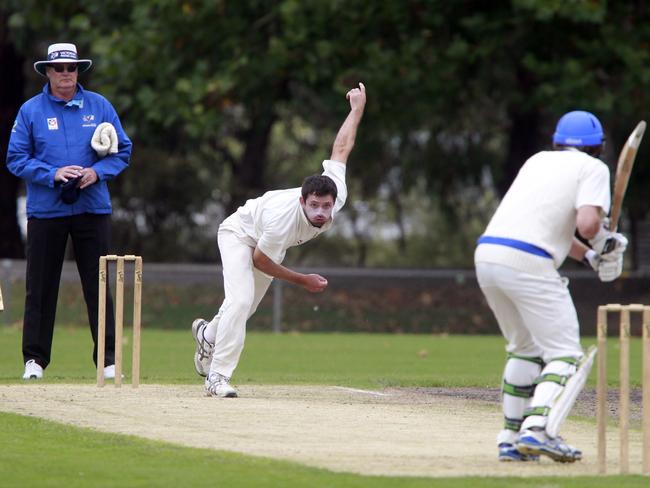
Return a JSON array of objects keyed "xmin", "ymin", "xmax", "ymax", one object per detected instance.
[{"xmin": 6, "ymin": 43, "xmax": 132, "ymax": 380}]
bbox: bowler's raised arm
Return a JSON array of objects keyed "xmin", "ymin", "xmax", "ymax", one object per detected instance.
[{"xmin": 330, "ymin": 82, "xmax": 366, "ymax": 164}]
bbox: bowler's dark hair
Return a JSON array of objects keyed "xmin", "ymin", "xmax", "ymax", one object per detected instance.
[{"xmin": 301, "ymin": 175, "xmax": 337, "ymax": 202}]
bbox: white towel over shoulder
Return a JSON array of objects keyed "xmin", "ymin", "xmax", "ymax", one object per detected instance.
[{"xmin": 91, "ymin": 122, "xmax": 118, "ymax": 157}]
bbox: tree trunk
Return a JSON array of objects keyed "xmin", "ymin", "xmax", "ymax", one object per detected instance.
[
  {"xmin": 498, "ymin": 66, "xmax": 541, "ymax": 197},
  {"xmin": 228, "ymin": 109, "xmax": 277, "ymax": 214},
  {"xmin": 0, "ymin": 20, "xmax": 26, "ymax": 258}
]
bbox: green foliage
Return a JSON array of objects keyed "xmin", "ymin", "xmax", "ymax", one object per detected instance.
[
  {"xmin": 513, "ymin": 0, "xmax": 606, "ymax": 22},
  {"xmin": 4, "ymin": 1, "xmax": 650, "ymax": 263}
]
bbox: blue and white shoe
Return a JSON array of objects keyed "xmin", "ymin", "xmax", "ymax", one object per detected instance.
[
  {"xmin": 516, "ymin": 429, "xmax": 582, "ymax": 463},
  {"xmin": 498, "ymin": 442, "xmax": 539, "ymax": 462}
]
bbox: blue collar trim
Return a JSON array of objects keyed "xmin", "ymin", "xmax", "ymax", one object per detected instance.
[{"xmin": 43, "ymin": 83, "xmax": 84, "ymax": 108}]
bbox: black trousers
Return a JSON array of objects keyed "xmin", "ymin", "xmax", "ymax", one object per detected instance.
[{"xmin": 23, "ymin": 213, "xmax": 116, "ymax": 369}]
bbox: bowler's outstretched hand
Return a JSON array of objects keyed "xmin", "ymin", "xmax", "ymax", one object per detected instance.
[{"xmin": 346, "ymin": 82, "xmax": 366, "ymax": 112}]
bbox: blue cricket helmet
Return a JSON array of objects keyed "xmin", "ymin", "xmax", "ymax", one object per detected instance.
[{"xmin": 552, "ymin": 110, "xmax": 604, "ymax": 146}]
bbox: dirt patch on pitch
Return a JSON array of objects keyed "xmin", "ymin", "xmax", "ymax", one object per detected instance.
[{"xmin": 0, "ymin": 384, "xmax": 645, "ymax": 477}]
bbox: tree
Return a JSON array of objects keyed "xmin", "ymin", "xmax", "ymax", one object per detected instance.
[
  {"xmin": 3, "ymin": 1, "xmax": 650, "ymax": 266},
  {"xmin": 0, "ymin": 10, "xmax": 26, "ymax": 258}
]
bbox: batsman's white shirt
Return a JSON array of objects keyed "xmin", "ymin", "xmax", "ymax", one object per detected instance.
[
  {"xmin": 476, "ymin": 149, "xmax": 610, "ymax": 273},
  {"xmin": 475, "ymin": 149, "xmax": 611, "ymax": 361},
  {"xmin": 220, "ymin": 159, "xmax": 347, "ymax": 264}
]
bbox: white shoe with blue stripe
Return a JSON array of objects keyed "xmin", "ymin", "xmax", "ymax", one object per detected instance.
[
  {"xmin": 516, "ymin": 429, "xmax": 581, "ymax": 463},
  {"xmin": 498, "ymin": 442, "xmax": 539, "ymax": 462}
]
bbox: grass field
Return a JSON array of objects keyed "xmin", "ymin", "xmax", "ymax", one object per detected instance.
[
  {"xmin": 0, "ymin": 327, "xmax": 645, "ymax": 387},
  {"xmin": 0, "ymin": 327, "xmax": 648, "ymax": 486}
]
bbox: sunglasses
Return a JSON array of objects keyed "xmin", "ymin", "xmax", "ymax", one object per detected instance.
[{"xmin": 48, "ymin": 64, "xmax": 78, "ymax": 73}]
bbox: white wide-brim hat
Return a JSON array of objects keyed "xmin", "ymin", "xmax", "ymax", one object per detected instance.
[{"xmin": 34, "ymin": 43, "xmax": 92, "ymax": 76}]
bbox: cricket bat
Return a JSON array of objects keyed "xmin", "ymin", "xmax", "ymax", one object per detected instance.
[
  {"xmin": 609, "ymin": 120, "xmax": 646, "ymax": 232},
  {"xmin": 0, "ymin": 284, "xmax": 3, "ymax": 311}
]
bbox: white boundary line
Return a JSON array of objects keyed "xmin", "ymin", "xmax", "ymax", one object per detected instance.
[{"xmin": 333, "ymin": 386, "xmax": 390, "ymax": 397}]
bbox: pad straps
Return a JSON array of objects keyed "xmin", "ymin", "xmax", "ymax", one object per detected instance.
[
  {"xmin": 502, "ymin": 380, "xmax": 535, "ymax": 398},
  {"xmin": 504, "ymin": 416, "xmax": 523, "ymax": 432},
  {"xmin": 524, "ymin": 406, "xmax": 551, "ymax": 418}
]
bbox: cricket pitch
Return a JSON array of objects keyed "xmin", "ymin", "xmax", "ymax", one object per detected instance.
[{"xmin": 0, "ymin": 384, "xmax": 644, "ymax": 477}]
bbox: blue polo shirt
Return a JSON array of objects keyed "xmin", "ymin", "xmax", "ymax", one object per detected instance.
[{"xmin": 6, "ymin": 83, "xmax": 132, "ymax": 218}]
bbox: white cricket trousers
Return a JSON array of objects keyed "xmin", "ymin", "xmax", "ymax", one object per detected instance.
[
  {"xmin": 210, "ymin": 229, "xmax": 273, "ymax": 378},
  {"xmin": 475, "ymin": 262, "xmax": 583, "ymax": 361}
]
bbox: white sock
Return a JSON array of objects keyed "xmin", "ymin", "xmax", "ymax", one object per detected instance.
[{"xmin": 497, "ymin": 429, "xmax": 519, "ymax": 446}]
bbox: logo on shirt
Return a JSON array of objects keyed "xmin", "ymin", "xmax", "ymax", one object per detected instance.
[
  {"xmin": 11, "ymin": 120, "xmax": 17, "ymax": 133},
  {"xmin": 47, "ymin": 118, "xmax": 59, "ymax": 130},
  {"xmin": 82, "ymin": 114, "xmax": 97, "ymax": 127}
]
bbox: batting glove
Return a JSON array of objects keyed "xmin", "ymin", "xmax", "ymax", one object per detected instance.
[
  {"xmin": 601, "ymin": 233, "xmax": 628, "ymax": 256},
  {"xmin": 598, "ymin": 251, "xmax": 624, "ymax": 282},
  {"xmin": 589, "ymin": 225, "xmax": 628, "ymax": 256}
]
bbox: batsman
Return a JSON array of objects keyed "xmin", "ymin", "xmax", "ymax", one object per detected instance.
[{"xmin": 475, "ymin": 111, "xmax": 629, "ymax": 463}]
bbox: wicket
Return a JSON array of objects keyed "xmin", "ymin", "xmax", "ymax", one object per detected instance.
[
  {"xmin": 97, "ymin": 255, "xmax": 142, "ymax": 388},
  {"xmin": 596, "ymin": 304, "xmax": 650, "ymax": 474}
]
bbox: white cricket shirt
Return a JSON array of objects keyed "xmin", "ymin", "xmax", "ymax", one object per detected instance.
[
  {"xmin": 219, "ymin": 160, "xmax": 347, "ymax": 263},
  {"xmin": 476, "ymin": 150, "xmax": 610, "ymax": 271}
]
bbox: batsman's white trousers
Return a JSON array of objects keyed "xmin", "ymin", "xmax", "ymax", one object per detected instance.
[
  {"xmin": 210, "ymin": 229, "xmax": 273, "ymax": 378},
  {"xmin": 475, "ymin": 262, "xmax": 582, "ymax": 361}
]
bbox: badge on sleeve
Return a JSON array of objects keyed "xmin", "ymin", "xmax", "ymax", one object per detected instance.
[{"xmin": 47, "ymin": 118, "xmax": 59, "ymax": 130}]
